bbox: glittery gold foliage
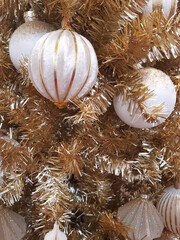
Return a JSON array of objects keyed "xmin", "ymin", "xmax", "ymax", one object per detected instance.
[{"xmin": 0, "ymin": 0, "xmax": 180, "ymax": 239}]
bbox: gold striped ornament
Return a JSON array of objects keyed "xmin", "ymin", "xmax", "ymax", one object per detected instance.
[
  {"xmin": 0, "ymin": 207, "xmax": 26, "ymax": 240},
  {"xmin": 117, "ymin": 195, "xmax": 164, "ymax": 240},
  {"xmin": 28, "ymin": 26, "xmax": 98, "ymax": 109},
  {"xmin": 143, "ymin": 0, "xmax": 178, "ymax": 18},
  {"xmin": 157, "ymin": 174, "xmax": 180, "ymax": 235}
]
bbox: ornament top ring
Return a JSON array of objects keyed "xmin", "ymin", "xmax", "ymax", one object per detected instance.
[{"xmin": 28, "ymin": 24, "xmax": 98, "ymax": 108}]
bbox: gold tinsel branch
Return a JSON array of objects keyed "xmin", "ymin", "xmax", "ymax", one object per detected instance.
[
  {"xmin": 31, "ymin": 165, "xmax": 72, "ymax": 234},
  {"xmin": 71, "ymin": 0, "xmax": 147, "ymax": 45},
  {"xmin": 66, "ymin": 74, "xmax": 114, "ymax": 124},
  {"xmin": 100, "ymin": 11, "xmax": 180, "ymax": 76},
  {"xmin": 100, "ymin": 211, "xmax": 131, "ymax": 239}
]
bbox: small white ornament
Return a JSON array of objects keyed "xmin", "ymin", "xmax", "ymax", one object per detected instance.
[
  {"xmin": 117, "ymin": 195, "xmax": 164, "ymax": 240},
  {"xmin": 28, "ymin": 26, "xmax": 98, "ymax": 108},
  {"xmin": 44, "ymin": 222, "xmax": 67, "ymax": 240},
  {"xmin": 157, "ymin": 175, "xmax": 180, "ymax": 235},
  {"xmin": 113, "ymin": 68, "xmax": 176, "ymax": 128},
  {"xmin": 0, "ymin": 207, "xmax": 26, "ymax": 240},
  {"xmin": 143, "ymin": 0, "xmax": 178, "ymax": 18},
  {"xmin": 9, "ymin": 9, "xmax": 54, "ymax": 70}
]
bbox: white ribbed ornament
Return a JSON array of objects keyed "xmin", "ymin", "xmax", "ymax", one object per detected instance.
[
  {"xmin": 143, "ymin": 0, "xmax": 178, "ymax": 18},
  {"xmin": 44, "ymin": 222, "xmax": 67, "ymax": 240},
  {"xmin": 117, "ymin": 195, "xmax": 164, "ymax": 240},
  {"xmin": 157, "ymin": 175, "xmax": 180, "ymax": 235},
  {"xmin": 113, "ymin": 68, "xmax": 176, "ymax": 129},
  {"xmin": 9, "ymin": 9, "xmax": 55, "ymax": 70},
  {"xmin": 28, "ymin": 27, "xmax": 98, "ymax": 108},
  {"xmin": 0, "ymin": 207, "xmax": 26, "ymax": 240}
]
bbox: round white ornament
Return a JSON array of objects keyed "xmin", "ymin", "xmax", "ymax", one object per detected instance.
[
  {"xmin": 28, "ymin": 26, "xmax": 98, "ymax": 108},
  {"xmin": 143, "ymin": 0, "xmax": 178, "ymax": 19},
  {"xmin": 44, "ymin": 222, "xmax": 67, "ymax": 240},
  {"xmin": 113, "ymin": 68, "xmax": 176, "ymax": 128},
  {"xmin": 157, "ymin": 174, "xmax": 180, "ymax": 235},
  {"xmin": 9, "ymin": 10, "xmax": 55, "ymax": 70}
]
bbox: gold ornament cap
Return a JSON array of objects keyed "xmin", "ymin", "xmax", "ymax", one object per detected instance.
[{"xmin": 24, "ymin": 9, "xmax": 37, "ymax": 22}]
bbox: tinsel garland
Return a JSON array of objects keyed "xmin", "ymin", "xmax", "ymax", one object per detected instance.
[{"xmin": 0, "ymin": 0, "xmax": 180, "ymax": 239}]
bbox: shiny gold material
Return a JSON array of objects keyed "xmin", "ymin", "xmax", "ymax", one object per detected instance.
[{"xmin": 53, "ymin": 100, "xmax": 67, "ymax": 109}]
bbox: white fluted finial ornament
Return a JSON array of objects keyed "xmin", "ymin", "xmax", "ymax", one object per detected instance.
[
  {"xmin": 117, "ymin": 195, "xmax": 164, "ymax": 240},
  {"xmin": 157, "ymin": 173, "xmax": 180, "ymax": 235},
  {"xmin": 44, "ymin": 222, "xmax": 67, "ymax": 240}
]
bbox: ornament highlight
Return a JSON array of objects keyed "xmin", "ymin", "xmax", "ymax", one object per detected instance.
[
  {"xmin": 143, "ymin": 0, "xmax": 178, "ymax": 19},
  {"xmin": 113, "ymin": 68, "xmax": 176, "ymax": 128},
  {"xmin": 117, "ymin": 195, "xmax": 164, "ymax": 240},
  {"xmin": 157, "ymin": 174, "xmax": 180, "ymax": 235},
  {"xmin": 9, "ymin": 9, "xmax": 54, "ymax": 70},
  {"xmin": 44, "ymin": 222, "xmax": 67, "ymax": 240},
  {"xmin": 28, "ymin": 27, "xmax": 98, "ymax": 108},
  {"xmin": 0, "ymin": 207, "xmax": 26, "ymax": 240}
]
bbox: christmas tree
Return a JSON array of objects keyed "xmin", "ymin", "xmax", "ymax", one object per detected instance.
[{"xmin": 0, "ymin": 0, "xmax": 179, "ymax": 239}]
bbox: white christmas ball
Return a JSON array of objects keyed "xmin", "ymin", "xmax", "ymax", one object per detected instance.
[
  {"xmin": 143, "ymin": 0, "xmax": 178, "ymax": 18},
  {"xmin": 157, "ymin": 185, "xmax": 180, "ymax": 235},
  {"xmin": 9, "ymin": 19, "xmax": 54, "ymax": 70},
  {"xmin": 113, "ymin": 68, "xmax": 176, "ymax": 128},
  {"xmin": 28, "ymin": 28, "xmax": 98, "ymax": 108}
]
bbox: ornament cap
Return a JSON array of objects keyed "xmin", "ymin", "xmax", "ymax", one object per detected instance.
[
  {"xmin": 61, "ymin": 18, "xmax": 73, "ymax": 31},
  {"xmin": 24, "ymin": 9, "xmax": 37, "ymax": 22},
  {"xmin": 174, "ymin": 173, "xmax": 180, "ymax": 189},
  {"xmin": 54, "ymin": 101, "xmax": 67, "ymax": 109},
  {"xmin": 140, "ymin": 194, "xmax": 149, "ymax": 200}
]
